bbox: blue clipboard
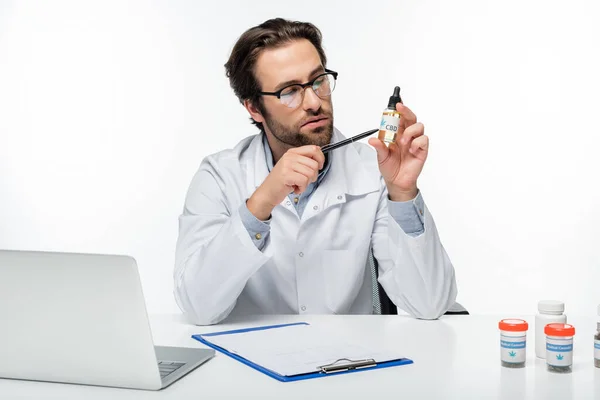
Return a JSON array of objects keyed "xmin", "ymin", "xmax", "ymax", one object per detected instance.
[{"xmin": 191, "ymin": 322, "xmax": 413, "ymax": 382}]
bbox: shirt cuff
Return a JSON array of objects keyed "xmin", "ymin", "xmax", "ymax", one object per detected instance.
[
  {"xmin": 239, "ymin": 201, "xmax": 271, "ymax": 249},
  {"xmin": 387, "ymin": 190, "xmax": 425, "ymax": 237}
]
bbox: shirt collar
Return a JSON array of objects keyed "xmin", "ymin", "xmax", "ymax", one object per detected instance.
[{"xmin": 248, "ymin": 129, "xmax": 380, "ymax": 197}]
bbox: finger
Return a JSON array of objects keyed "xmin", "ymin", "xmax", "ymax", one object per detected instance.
[
  {"xmin": 289, "ymin": 145, "xmax": 325, "ymax": 169},
  {"xmin": 396, "ymin": 103, "xmax": 417, "ymax": 136},
  {"xmin": 292, "ymin": 163, "xmax": 318, "ymax": 183},
  {"xmin": 368, "ymin": 137, "xmax": 392, "ymax": 165},
  {"xmin": 409, "ymin": 135, "xmax": 429, "ymax": 157},
  {"xmin": 399, "ymin": 122, "xmax": 425, "ymax": 146},
  {"xmin": 284, "ymin": 172, "xmax": 310, "ymax": 194},
  {"xmin": 396, "ymin": 103, "xmax": 417, "ymax": 127},
  {"xmin": 293, "ymin": 155, "xmax": 320, "ymax": 174}
]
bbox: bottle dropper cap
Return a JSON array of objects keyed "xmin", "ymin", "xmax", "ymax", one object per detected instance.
[{"xmin": 387, "ymin": 86, "xmax": 402, "ymax": 108}]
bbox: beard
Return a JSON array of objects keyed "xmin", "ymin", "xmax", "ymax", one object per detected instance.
[{"xmin": 263, "ymin": 109, "xmax": 334, "ymax": 148}]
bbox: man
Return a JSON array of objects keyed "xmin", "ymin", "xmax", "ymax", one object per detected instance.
[{"xmin": 174, "ymin": 18, "xmax": 458, "ymax": 325}]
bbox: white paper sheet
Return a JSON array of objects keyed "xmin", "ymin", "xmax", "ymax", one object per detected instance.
[{"xmin": 204, "ymin": 323, "xmax": 406, "ymax": 377}]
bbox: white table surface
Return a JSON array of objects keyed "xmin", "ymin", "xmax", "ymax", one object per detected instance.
[{"xmin": 1, "ymin": 313, "xmax": 599, "ymax": 399}]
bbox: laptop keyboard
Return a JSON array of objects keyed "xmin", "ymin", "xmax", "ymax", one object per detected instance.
[{"xmin": 158, "ymin": 361, "xmax": 185, "ymax": 379}]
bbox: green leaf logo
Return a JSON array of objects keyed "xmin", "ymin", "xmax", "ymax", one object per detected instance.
[
  {"xmin": 508, "ymin": 351, "xmax": 517, "ymax": 358},
  {"xmin": 556, "ymin": 354, "xmax": 564, "ymax": 361}
]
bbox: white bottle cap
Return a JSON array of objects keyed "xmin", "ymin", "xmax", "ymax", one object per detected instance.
[{"xmin": 538, "ymin": 300, "xmax": 564, "ymax": 314}]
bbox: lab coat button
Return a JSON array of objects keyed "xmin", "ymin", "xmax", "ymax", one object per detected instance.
[
  {"xmin": 337, "ymin": 195, "xmax": 343, "ymax": 200},
  {"xmin": 301, "ymin": 306, "xmax": 306, "ymax": 311},
  {"xmin": 298, "ymin": 252, "xmax": 304, "ymax": 257},
  {"xmin": 313, "ymin": 205, "xmax": 318, "ymax": 210}
]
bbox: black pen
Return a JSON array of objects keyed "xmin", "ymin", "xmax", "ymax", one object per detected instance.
[{"xmin": 320, "ymin": 128, "xmax": 379, "ymax": 153}]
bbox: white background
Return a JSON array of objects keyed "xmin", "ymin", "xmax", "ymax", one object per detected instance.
[{"xmin": 1, "ymin": 0, "xmax": 599, "ymax": 316}]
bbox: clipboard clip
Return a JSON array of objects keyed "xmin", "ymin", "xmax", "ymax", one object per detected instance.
[{"xmin": 318, "ymin": 358, "xmax": 377, "ymax": 374}]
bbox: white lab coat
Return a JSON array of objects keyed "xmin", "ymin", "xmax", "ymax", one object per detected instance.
[{"xmin": 174, "ymin": 129, "xmax": 458, "ymax": 325}]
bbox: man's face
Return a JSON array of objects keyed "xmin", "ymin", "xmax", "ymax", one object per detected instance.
[{"xmin": 252, "ymin": 39, "xmax": 334, "ymax": 148}]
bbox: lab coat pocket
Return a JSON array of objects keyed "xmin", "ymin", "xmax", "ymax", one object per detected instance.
[{"xmin": 322, "ymin": 249, "xmax": 363, "ymax": 314}]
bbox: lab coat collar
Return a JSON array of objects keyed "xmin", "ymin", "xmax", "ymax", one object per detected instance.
[{"xmin": 248, "ymin": 128, "xmax": 380, "ymax": 197}]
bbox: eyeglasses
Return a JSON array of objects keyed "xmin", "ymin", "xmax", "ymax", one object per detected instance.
[{"xmin": 258, "ymin": 69, "xmax": 338, "ymax": 109}]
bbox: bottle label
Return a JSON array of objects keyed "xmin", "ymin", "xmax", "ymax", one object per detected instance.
[
  {"xmin": 595, "ymin": 339, "xmax": 600, "ymax": 360},
  {"xmin": 546, "ymin": 337, "xmax": 573, "ymax": 366},
  {"xmin": 500, "ymin": 334, "xmax": 526, "ymax": 364},
  {"xmin": 380, "ymin": 114, "xmax": 400, "ymax": 137}
]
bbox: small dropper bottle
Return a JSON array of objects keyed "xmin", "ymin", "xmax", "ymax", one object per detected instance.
[{"xmin": 378, "ymin": 86, "xmax": 402, "ymax": 146}]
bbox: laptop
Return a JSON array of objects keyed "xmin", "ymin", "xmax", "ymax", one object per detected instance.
[{"xmin": 0, "ymin": 249, "xmax": 214, "ymax": 390}]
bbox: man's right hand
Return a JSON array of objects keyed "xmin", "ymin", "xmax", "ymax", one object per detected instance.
[{"xmin": 246, "ymin": 145, "xmax": 325, "ymax": 221}]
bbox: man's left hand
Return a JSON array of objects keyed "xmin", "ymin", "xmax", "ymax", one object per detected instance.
[{"xmin": 368, "ymin": 103, "xmax": 428, "ymax": 202}]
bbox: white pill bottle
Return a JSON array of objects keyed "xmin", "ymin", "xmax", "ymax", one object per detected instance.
[{"xmin": 535, "ymin": 300, "xmax": 567, "ymax": 359}]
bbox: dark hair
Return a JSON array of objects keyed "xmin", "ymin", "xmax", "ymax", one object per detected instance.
[{"xmin": 224, "ymin": 18, "xmax": 327, "ymax": 132}]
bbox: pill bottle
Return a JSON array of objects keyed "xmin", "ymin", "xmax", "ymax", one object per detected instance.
[
  {"xmin": 535, "ymin": 300, "xmax": 567, "ymax": 359},
  {"xmin": 594, "ymin": 304, "xmax": 600, "ymax": 368},
  {"xmin": 499, "ymin": 319, "xmax": 528, "ymax": 368},
  {"xmin": 545, "ymin": 323, "xmax": 575, "ymax": 373}
]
